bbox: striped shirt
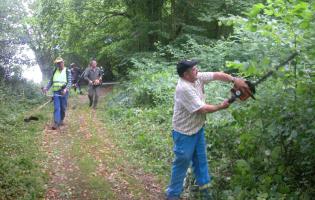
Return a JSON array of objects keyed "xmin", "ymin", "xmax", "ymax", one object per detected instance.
[{"xmin": 172, "ymin": 72, "xmax": 214, "ymax": 135}]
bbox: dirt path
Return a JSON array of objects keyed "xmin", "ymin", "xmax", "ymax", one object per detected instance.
[{"xmin": 42, "ymin": 87, "xmax": 164, "ymax": 200}]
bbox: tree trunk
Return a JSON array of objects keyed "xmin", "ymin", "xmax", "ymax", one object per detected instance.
[
  {"xmin": 146, "ymin": 0, "xmax": 164, "ymax": 50},
  {"xmin": 34, "ymin": 51, "xmax": 52, "ymax": 80},
  {"xmin": 170, "ymin": 0, "xmax": 176, "ymax": 40}
]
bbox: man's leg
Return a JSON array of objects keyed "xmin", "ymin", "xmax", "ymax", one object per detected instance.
[
  {"xmin": 60, "ymin": 92, "xmax": 69, "ymax": 123},
  {"xmin": 93, "ymin": 86, "xmax": 100, "ymax": 109},
  {"xmin": 53, "ymin": 92, "xmax": 61, "ymax": 127},
  {"xmin": 192, "ymin": 128, "xmax": 211, "ymax": 199},
  {"xmin": 77, "ymin": 83, "xmax": 82, "ymax": 94},
  {"xmin": 166, "ymin": 131, "xmax": 197, "ymax": 198},
  {"xmin": 73, "ymin": 81, "xmax": 77, "ymax": 92},
  {"xmin": 192, "ymin": 128, "xmax": 211, "ymax": 186},
  {"xmin": 88, "ymin": 86, "xmax": 93, "ymax": 107}
]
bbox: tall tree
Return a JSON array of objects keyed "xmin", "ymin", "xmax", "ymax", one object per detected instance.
[
  {"xmin": 27, "ymin": 0, "xmax": 262, "ymax": 79},
  {"xmin": 0, "ymin": 0, "xmax": 27, "ymax": 80},
  {"xmin": 25, "ymin": 0, "xmax": 67, "ymax": 79}
]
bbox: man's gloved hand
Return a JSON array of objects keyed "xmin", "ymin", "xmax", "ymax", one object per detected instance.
[
  {"xmin": 94, "ymin": 79, "xmax": 100, "ymax": 85},
  {"xmin": 220, "ymin": 99, "xmax": 230, "ymax": 109},
  {"xmin": 61, "ymin": 88, "xmax": 67, "ymax": 95},
  {"xmin": 233, "ymin": 78, "xmax": 253, "ymax": 101},
  {"xmin": 42, "ymin": 87, "xmax": 48, "ymax": 94}
]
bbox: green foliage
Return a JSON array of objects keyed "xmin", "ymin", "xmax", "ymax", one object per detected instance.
[
  {"xmin": 103, "ymin": 0, "xmax": 315, "ymax": 199},
  {"xmin": 101, "ymin": 104, "xmax": 173, "ymax": 177},
  {"xmin": 0, "ymin": 81, "xmax": 48, "ymax": 199},
  {"xmin": 13, "ymin": 0, "xmax": 315, "ymax": 198},
  {"xmin": 208, "ymin": 1, "xmax": 315, "ymax": 198},
  {"xmin": 123, "ymin": 56, "xmax": 177, "ymax": 107},
  {"xmin": 207, "ymin": 80, "xmax": 315, "ymax": 199},
  {"xmin": 27, "ymin": 0, "xmax": 261, "ymax": 79},
  {"xmin": 0, "ymin": 0, "xmax": 29, "ymax": 81}
]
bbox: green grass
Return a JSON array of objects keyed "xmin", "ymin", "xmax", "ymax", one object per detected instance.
[
  {"xmin": 78, "ymin": 155, "xmax": 97, "ymax": 174},
  {"xmin": 0, "ymin": 84, "xmax": 50, "ymax": 200},
  {"xmin": 99, "ymin": 95, "xmax": 174, "ymax": 185},
  {"xmin": 65, "ymin": 104, "xmax": 116, "ymax": 199},
  {"xmin": 88, "ymin": 176, "xmax": 114, "ymax": 199}
]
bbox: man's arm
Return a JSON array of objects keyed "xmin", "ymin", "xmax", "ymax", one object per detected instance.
[
  {"xmin": 196, "ymin": 100, "xmax": 229, "ymax": 114},
  {"xmin": 42, "ymin": 80, "xmax": 52, "ymax": 94},
  {"xmin": 65, "ymin": 69, "xmax": 72, "ymax": 91},
  {"xmin": 84, "ymin": 68, "xmax": 93, "ymax": 84},
  {"xmin": 98, "ymin": 67, "xmax": 103, "ymax": 81},
  {"xmin": 180, "ymin": 86, "xmax": 229, "ymax": 114},
  {"xmin": 42, "ymin": 69, "xmax": 55, "ymax": 93},
  {"xmin": 212, "ymin": 72, "xmax": 251, "ymax": 95},
  {"xmin": 193, "ymin": 72, "xmax": 236, "ymax": 113},
  {"xmin": 212, "ymin": 72, "xmax": 234, "ymax": 82},
  {"xmin": 45, "ymin": 80, "xmax": 52, "ymax": 91}
]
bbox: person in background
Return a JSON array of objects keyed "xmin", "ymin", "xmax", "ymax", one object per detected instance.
[
  {"xmin": 70, "ymin": 63, "xmax": 83, "ymax": 94},
  {"xmin": 166, "ymin": 60, "xmax": 251, "ymax": 200},
  {"xmin": 42, "ymin": 57, "xmax": 72, "ymax": 130},
  {"xmin": 84, "ymin": 59, "xmax": 103, "ymax": 109}
]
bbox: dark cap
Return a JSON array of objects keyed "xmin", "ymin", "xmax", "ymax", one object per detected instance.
[{"xmin": 177, "ymin": 59, "xmax": 198, "ymax": 77}]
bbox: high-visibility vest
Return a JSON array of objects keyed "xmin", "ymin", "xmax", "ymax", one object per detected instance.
[{"xmin": 52, "ymin": 68, "xmax": 68, "ymax": 91}]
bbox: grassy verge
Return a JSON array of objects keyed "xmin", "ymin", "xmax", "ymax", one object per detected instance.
[
  {"xmin": 98, "ymin": 89, "xmax": 174, "ymax": 186},
  {"xmin": 0, "ymin": 83, "xmax": 49, "ymax": 200}
]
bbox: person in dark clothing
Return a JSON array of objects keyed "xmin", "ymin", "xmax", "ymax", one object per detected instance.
[
  {"xmin": 84, "ymin": 59, "xmax": 103, "ymax": 109},
  {"xmin": 70, "ymin": 63, "xmax": 83, "ymax": 94}
]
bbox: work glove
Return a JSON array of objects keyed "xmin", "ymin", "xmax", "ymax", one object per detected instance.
[
  {"xmin": 41, "ymin": 87, "xmax": 48, "ymax": 94},
  {"xmin": 220, "ymin": 99, "xmax": 230, "ymax": 109},
  {"xmin": 61, "ymin": 88, "xmax": 67, "ymax": 95},
  {"xmin": 232, "ymin": 78, "xmax": 254, "ymax": 101},
  {"xmin": 94, "ymin": 79, "xmax": 100, "ymax": 85}
]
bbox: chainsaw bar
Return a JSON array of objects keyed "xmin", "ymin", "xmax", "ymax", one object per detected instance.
[{"xmin": 229, "ymin": 52, "xmax": 298, "ymax": 103}]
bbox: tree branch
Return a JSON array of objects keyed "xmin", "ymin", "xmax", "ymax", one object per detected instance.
[{"xmin": 92, "ymin": 11, "xmax": 131, "ymax": 26}]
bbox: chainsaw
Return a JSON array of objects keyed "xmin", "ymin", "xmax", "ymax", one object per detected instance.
[
  {"xmin": 92, "ymin": 79, "xmax": 102, "ymax": 86},
  {"xmin": 228, "ymin": 52, "xmax": 298, "ymax": 103}
]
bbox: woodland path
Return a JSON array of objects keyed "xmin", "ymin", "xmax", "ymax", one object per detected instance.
[{"xmin": 42, "ymin": 87, "xmax": 164, "ymax": 200}]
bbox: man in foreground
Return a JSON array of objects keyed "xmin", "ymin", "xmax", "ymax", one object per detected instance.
[
  {"xmin": 42, "ymin": 57, "xmax": 72, "ymax": 130},
  {"xmin": 166, "ymin": 60, "xmax": 251, "ymax": 199}
]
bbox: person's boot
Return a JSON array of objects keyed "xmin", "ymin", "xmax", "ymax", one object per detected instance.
[
  {"xmin": 51, "ymin": 123, "xmax": 59, "ymax": 130},
  {"xmin": 88, "ymin": 96, "xmax": 93, "ymax": 107}
]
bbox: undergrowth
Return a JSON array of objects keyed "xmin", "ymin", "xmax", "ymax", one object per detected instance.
[{"xmin": 0, "ymin": 80, "xmax": 49, "ymax": 200}]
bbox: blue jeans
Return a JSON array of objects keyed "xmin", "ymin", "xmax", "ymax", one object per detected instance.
[
  {"xmin": 53, "ymin": 91, "xmax": 68, "ymax": 126},
  {"xmin": 166, "ymin": 127, "xmax": 211, "ymax": 198}
]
